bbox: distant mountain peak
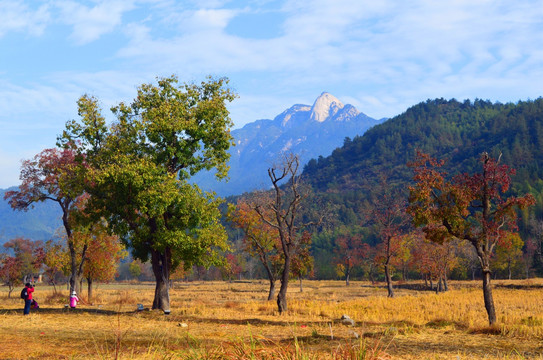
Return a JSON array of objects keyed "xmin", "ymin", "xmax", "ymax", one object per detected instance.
[
  {"xmin": 276, "ymin": 104, "xmax": 311, "ymax": 127},
  {"xmin": 310, "ymin": 92, "xmax": 348, "ymax": 122},
  {"xmin": 191, "ymin": 92, "xmax": 381, "ymax": 196}
]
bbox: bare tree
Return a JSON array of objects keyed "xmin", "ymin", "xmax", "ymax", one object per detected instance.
[
  {"xmin": 365, "ymin": 177, "xmax": 410, "ymax": 298},
  {"xmin": 254, "ymin": 153, "xmax": 319, "ymax": 313}
]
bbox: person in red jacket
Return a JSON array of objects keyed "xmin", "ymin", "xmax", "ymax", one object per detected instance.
[{"xmin": 23, "ymin": 283, "xmax": 34, "ymax": 315}]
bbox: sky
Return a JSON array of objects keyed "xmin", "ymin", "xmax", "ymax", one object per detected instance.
[{"xmin": 1, "ymin": 0, "xmax": 543, "ymax": 188}]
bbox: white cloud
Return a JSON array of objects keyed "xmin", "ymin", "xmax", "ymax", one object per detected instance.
[
  {"xmin": 55, "ymin": 0, "xmax": 136, "ymax": 44},
  {"xmin": 0, "ymin": 1, "xmax": 50, "ymax": 37},
  {"xmin": 2, "ymin": 0, "xmax": 543, "ymax": 187},
  {"xmin": 111, "ymin": 0, "xmax": 543, "ymax": 120}
]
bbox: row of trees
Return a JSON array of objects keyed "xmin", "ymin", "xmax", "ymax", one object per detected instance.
[
  {"xmin": 2, "ymin": 74, "xmax": 535, "ymax": 326},
  {"xmin": 228, "ymin": 151, "xmax": 534, "ymax": 326},
  {"xmin": 4, "ymin": 75, "xmax": 237, "ymax": 312},
  {"xmin": 0, "ymin": 235, "xmax": 125, "ymax": 299},
  {"xmin": 228, "ymin": 154, "xmax": 317, "ymax": 313},
  {"xmin": 331, "ymin": 231, "xmax": 525, "ymax": 288}
]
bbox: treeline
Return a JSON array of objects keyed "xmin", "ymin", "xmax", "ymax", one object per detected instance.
[
  {"xmin": 224, "ymin": 98, "xmax": 543, "ymax": 283},
  {"xmin": 4, "ymin": 94, "xmax": 543, "ymax": 307},
  {"xmin": 300, "ymin": 98, "xmax": 543, "ymax": 277},
  {"xmin": 304, "ymin": 98, "xmax": 543, "ymax": 193}
]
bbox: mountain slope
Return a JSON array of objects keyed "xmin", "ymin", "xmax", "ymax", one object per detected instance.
[
  {"xmin": 194, "ymin": 92, "xmax": 382, "ymax": 196},
  {"xmin": 302, "ymin": 97, "xmax": 543, "ymax": 229},
  {"xmin": 301, "ymin": 97, "xmax": 543, "ymax": 278},
  {"xmin": 304, "ymin": 98, "xmax": 543, "ymax": 191},
  {"xmin": 0, "ymin": 188, "xmax": 63, "ymax": 243}
]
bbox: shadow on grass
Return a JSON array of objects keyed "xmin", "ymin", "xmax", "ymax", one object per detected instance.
[
  {"xmin": 0, "ymin": 307, "xmax": 137, "ymax": 316},
  {"xmin": 495, "ymin": 283, "xmax": 543, "ymax": 290},
  {"xmin": 177, "ymin": 315, "xmax": 335, "ymax": 327},
  {"xmin": 359, "ymin": 282, "xmax": 441, "ymax": 292}
]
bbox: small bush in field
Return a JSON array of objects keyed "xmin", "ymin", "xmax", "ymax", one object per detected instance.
[
  {"xmin": 224, "ymin": 301, "xmax": 240, "ymax": 309},
  {"xmin": 520, "ymin": 316, "xmax": 543, "ymax": 327},
  {"xmin": 112, "ymin": 290, "xmax": 136, "ymax": 305},
  {"xmin": 45, "ymin": 291, "xmax": 69, "ymax": 305},
  {"xmin": 333, "ymin": 338, "xmax": 391, "ymax": 360}
]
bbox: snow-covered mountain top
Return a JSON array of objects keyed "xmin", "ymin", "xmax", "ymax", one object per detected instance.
[{"xmin": 310, "ymin": 92, "xmax": 354, "ymax": 122}]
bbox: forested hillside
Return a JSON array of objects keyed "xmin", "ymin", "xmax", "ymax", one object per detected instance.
[
  {"xmin": 301, "ymin": 98, "xmax": 543, "ymax": 278},
  {"xmin": 305, "ymin": 98, "xmax": 543, "ymax": 195}
]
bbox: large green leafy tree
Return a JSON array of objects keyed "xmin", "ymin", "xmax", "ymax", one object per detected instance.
[{"xmin": 59, "ymin": 75, "xmax": 236, "ymax": 312}]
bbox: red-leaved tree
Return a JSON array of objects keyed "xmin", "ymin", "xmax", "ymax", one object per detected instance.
[
  {"xmin": 79, "ymin": 222, "xmax": 127, "ymax": 301},
  {"xmin": 366, "ymin": 179, "xmax": 410, "ymax": 298},
  {"xmin": 4, "ymin": 147, "xmax": 88, "ymax": 298},
  {"xmin": 333, "ymin": 234, "xmax": 368, "ymax": 286},
  {"xmin": 228, "ymin": 198, "xmax": 282, "ymax": 300},
  {"xmin": 0, "ymin": 238, "xmax": 44, "ymax": 297},
  {"xmin": 408, "ymin": 151, "xmax": 535, "ymax": 325},
  {"xmin": 0, "ymin": 257, "xmax": 23, "ymax": 297},
  {"xmin": 411, "ymin": 233, "xmax": 458, "ymax": 292},
  {"xmin": 223, "ymin": 253, "xmax": 244, "ymax": 281},
  {"xmin": 290, "ymin": 231, "xmax": 314, "ymax": 293}
]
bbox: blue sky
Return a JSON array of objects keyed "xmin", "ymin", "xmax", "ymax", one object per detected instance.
[{"xmin": 1, "ymin": 0, "xmax": 543, "ymax": 188}]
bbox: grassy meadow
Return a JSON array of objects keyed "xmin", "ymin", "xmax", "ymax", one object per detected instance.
[{"xmin": 1, "ymin": 279, "xmax": 543, "ymax": 359}]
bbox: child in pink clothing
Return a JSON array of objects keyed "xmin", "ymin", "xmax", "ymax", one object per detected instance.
[{"xmin": 70, "ymin": 291, "xmax": 79, "ymax": 308}]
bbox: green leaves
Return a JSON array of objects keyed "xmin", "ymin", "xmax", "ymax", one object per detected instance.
[
  {"xmin": 63, "ymin": 75, "xmax": 236, "ymax": 277},
  {"xmin": 110, "ymin": 75, "xmax": 236, "ymax": 181}
]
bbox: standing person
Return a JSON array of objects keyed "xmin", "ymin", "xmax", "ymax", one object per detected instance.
[
  {"xmin": 69, "ymin": 291, "xmax": 79, "ymax": 308},
  {"xmin": 23, "ymin": 283, "xmax": 34, "ymax": 315}
]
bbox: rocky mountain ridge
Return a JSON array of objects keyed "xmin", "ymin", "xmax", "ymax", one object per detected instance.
[{"xmin": 192, "ymin": 92, "xmax": 382, "ymax": 196}]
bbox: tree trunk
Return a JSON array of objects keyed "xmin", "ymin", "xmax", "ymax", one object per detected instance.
[
  {"xmin": 443, "ymin": 272, "xmax": 449, "ymax": 291},
  {"xmin": 369, "ymin": 265, "xmax": 375, "ymax": 284},
  {"xmin": 424, "ymin": 273, "xmax": 428, "ymax": 288},
  {"xmin": 508, "ymin": 261, "xmax": 512, "ymax": 280},
  {"xmin": 68, "ymin": 242, "xmax": 78, "ymax": 296},
  {"xmin": 262, "ymin": 258, "xmax": 276, "ymax": 301},
  {"xmin": 68, "ymin": 241, "xmax": 88, "ymax": 298},
  {"xmin": 87, "ymin": 277, "xmax": 93, "ymax": 303},
  {"xmin": 151, "ymin": 248, "xmax": 171, "ymax": 313},
  {"xmin": 345, "ymin": 271, "xmax": 350, "ymax": 286},
  {"xmin": 277, "ymin": 255, "xmax": 291, "ymax": 314},
  {"xmin": 64, "ymin": 211, "xmax": 79, "ymax": 299},
  {"xmin": 429, "ymin": 277, "xmax": 434, "ymax": 290},
  {"xmin": 482, "ymin": 269, "xmax": 497, "ymax": 325},
  {"xmin": 299, "ymin": 277, "xmax": 303, "ymax": 292},
  {"xmin": 384, "ymin": 262, "xmax": 394, "ymax": 298},
  {"xmin": 267, "ymin": 280, "xmax": 276, "ymax": 301},
  {"xmin": 476, "ymin": 242, "xmax": 497, "ymax": 325}
]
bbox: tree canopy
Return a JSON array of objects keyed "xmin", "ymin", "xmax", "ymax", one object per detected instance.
[{"xmin": 58, "ymin": 75, "xmax": 237, "ymax": 312}]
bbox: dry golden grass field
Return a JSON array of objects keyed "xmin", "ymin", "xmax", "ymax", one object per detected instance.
[{"xmin": 1, "ymin": 279, "xmax": 543, "ymax": 359}]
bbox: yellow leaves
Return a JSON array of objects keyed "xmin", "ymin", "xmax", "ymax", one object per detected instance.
[{"xmin": 335, "ymin": 263, "xmax": 346, "ymax": 277}]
